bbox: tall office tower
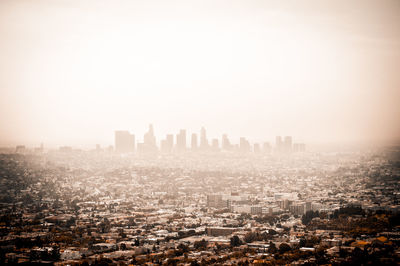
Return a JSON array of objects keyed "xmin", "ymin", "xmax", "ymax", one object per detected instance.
[
  {"xmin": 211, "ymin": 138, "xmax": 219, "ymax": 151},
  {"xmin": 222, "ymin": 134, "xmax": 231, "ymax": 150},
  {"xmin": 143, "ymin": 124, "xmax": 157, "ymax": 151},
  {"xmin": 263, "ymin": 142, "xmax": 271, "ymax": 153},
  {"xmin": 239, "ymin": 137, "xmax": 250, "ymax": 152},
  {"xmin": 253, "ymin": 143, "xmax": 261, "ymax": 153},
  {"xmin": 160, "ymin": 139, "xmax": 168, "ymax": 153},
  {"xmin": 299, "ymin": 143, "xmax": 305, "ymax": 152},
  {"xmin": 161, "ymin": 134, "xmax": 174, "ymax": 153},
  {"xmin": 191, "ymin": 133, "xmax": 198, "ymax": 151},
  {"xmin": 293, "ymin": 143, "xmax": 299, "ymax": 152},
  {"xmin": 284, "ymin": 136, "xmax": 292, "ymax": 153},
  {"xmin": 166, "ymin": 134, "xmax": 174, "ymax": 151},
  {"xmin": 275, "ymin": 136, "xmax": 283, "ymax": 152},
  {"xmin": 293, "ymin": 143, "xmax": 306, "ymax": 152},
  {"xmin": 115, "ymin": 131, "xmax": 135, "ymax": 153},
  {"xmin": 176, "ymin": 129, "xmax": 186, "ymax": 152},
  {"xmin": 200, "ymin": 127, "xmax": 209, "ymax": 150}
]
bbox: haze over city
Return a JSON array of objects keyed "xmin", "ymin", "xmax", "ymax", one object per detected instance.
[
  {"xmin": 1, "ymin": 1, "xmax": 400, "ymax": 265},
  {"xmin": 1, "ymin": 0, "xmax": 400, "ymax": 148}
]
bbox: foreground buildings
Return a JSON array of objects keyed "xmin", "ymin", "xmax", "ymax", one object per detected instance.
[{"xmin": 0, "ymin": 146, "xmax": 399, "ymax": 265}]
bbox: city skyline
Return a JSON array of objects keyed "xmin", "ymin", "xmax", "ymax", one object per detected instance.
[{"xmin": 114, "ymin": 124, "xmax": 302, "ymax": 153}]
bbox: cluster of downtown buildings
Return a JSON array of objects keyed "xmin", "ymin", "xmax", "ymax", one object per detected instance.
[{"xmin": 115, "ymin": 124, "xmax": 305, "ymax": 154}]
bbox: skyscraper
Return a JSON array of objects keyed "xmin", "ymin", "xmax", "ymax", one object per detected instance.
[
  {"xmin": 284, "ymin": 136, "xmax": 292, "ymax": 153},
  {"xmin": 253, "ymin": 143, "xmax": 261, "ymax": 153},
  {"xmin": 200, "ymin": 127, "xmax": 209, "ymax": 150},
  {"xmin": 211, "ymin": 138, "xmax": 219, "ymax": 151},
  {"xmin": 263, "ymin": 142, "xmax": 271, "ymax": 153},
  {"xmin": 239, "ymin": 137, "xmax": 250, "ymax": 152},
  {"xmin": 176, "ymin": 129, "xmax": 186, "ymax": 152},
  {"xmin": 275, "ymin": 136, "xmax": 283, "ymax": 152},
  {"xmin": 222, "ymin": 134, "xmax": 232, "ymax": 150},
  {"xmin": 140, "ymin": 124, "xmax": 157, "ymax": 153},
  {"xmin": 191, "ymin": 133, "xmax": 198, "ymax": 151},
  {"xmin": 115, "ymin": 131, "xmax": 135, "ymax": 153},
  {"xmin": 166, "ymin": 134, "xmax": 174, "ymax": 151},
  {"xmin": 144, "ymin": 124, "xmax": 156, "ymax": 147},
  {"xmin": 161, "ymin": 134, "xmax": 174, "ymax": 153}
]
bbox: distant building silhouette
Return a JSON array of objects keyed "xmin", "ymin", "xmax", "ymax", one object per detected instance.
[
  {"xmin": 275, "ymin": 136, "xmax": 283, "ymax": 153},
  {"xmin": 284, "ymin": 136, "xmax": 292, "ymax": 153},
  {"xmin": 263, "ymin": 142, "xmax": 271, "ymax": 153},
  {"xmin": 141, "ymin": 124, "xmax": 157, "ymax": 153},
  {"xmin": 191, "ymin": 133, "xmax": 198, "ymax": 151},
  {"xmin": 253, "ymin": 143, "xmax": 261, "ymax": 153},
  {"xmin": 115, "ymin": 131, "xmax": 135, "ymax": 153},
  {"xmin": 240, "ymin": 137, "xmax": 251, "ymax": 152},
  {"xmin": 275, "ymin": 136, "xmax": 293, "ymax": 153},
  {"xmin": 176, "ymin": 129, "xmax": 186, "ymax": 152},
  {"xmin": 59, "ymin": 146, "xmax": 73, "ymax": 152},
  {"xmin": 293, "ymin": 143, "xmax": 306, "ymax": 152},
  {"xmin": 161, "ymin": 134, "xmax": 174, "ymax": 153},
  {"xmin": 222, "ymin": 134, "xmax": 232, "ymax": 150},
  {"xmin": 211, "ymin": 138, "xmax": 219, "ymax": 151},
  {"xmin": 200, "ymin": 127, "xmax": 209, "ymax": 150}
]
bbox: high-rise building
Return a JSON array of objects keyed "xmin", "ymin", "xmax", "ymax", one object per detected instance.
[
  {"xmin": 253, "ymin": 143, "xmax": 261, "ymax": 153},
  {"xmin": 115, "ymin": 131, "xmax": 135, "ymax": 153},
  {"xmin": 275, "ymin": 136, "xmax": 283, "ymax": 152},
  {"xmin": 200, "ymin": 127, "xmax": 209, "ymax": 150},
  {"xmin": 284, "ymin": 136, "xmax": 292, "ymax": 153},
  {"xmin": 142, "ymin": 124, "xmax": 157, "ymax": 152},
  {"xmin": 211, "ymin": 138, "xmax": 219, "ymax": 151},
  {"xmin": 222, "ymin": 134, "xmax": 232, "ymax": 150},
  {"xmin": 263, "ymin": 142, "xmax": 271, "ymax": 153},
  {"xmin": 160, "ymin": 140, "xmax": 167, "ymax": 153},
  {"xmin": 176, "ymin": 129, "xmax": 186, "ymax": 152},
  {"xmin": 239, "ymin": 137, "xmax": 250, "ymax": 152},
  {"xmin": 166, "ymin": 134, "xmax": 173, "ymax": 151},
  {"xmin": 293, "ymin": 143, "xmax": 306, "ymax": 152},
  {"xmin": 96, "ymin": 144, "xmax": 101, "ymax": 152},
  {"xmin": 161, "ymin": 134, "xmax": 174, "ymax": 153},
  {"xmin": 191, "ymin": 133, "xmax": 198, "ymax": 151}
]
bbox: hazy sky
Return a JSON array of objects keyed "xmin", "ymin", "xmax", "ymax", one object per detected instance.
[{"xmin": 1, "ymin": 0, "xmax": 399, "ymax": 147}]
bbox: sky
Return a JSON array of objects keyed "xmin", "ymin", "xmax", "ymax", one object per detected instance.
[{"xmin": 0, "ymin": 0, "xmax": 399, "ymax": 148}]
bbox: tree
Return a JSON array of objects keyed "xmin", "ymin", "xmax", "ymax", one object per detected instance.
[
  {"xmin": 50, "ymin": 246, "xmax": 60, "ymax": 261},
  {"xmin": 244, "ymin": 232, "xmax": 257, "ymax": 243},
  {"xmin": 279, "ymin": 243, "xmax": 291, "ymax": 253},
  {"xmin": 230, "ymin": 236, "xmax": 242, "ymax": 247},
  {"xmin": 302, "ymin": 210, "xmax": 319, "ymax": 225},
  {"xmin": 194, "ymin": 239, "xmax": 208, "ymax": 250},
  {"xmin": 177, "ymin": 243, "xmax": 189, "ymax": 253},
  {"xmin": 268, "ymin": 241, "xmax": 277, "ymax": 254}
]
